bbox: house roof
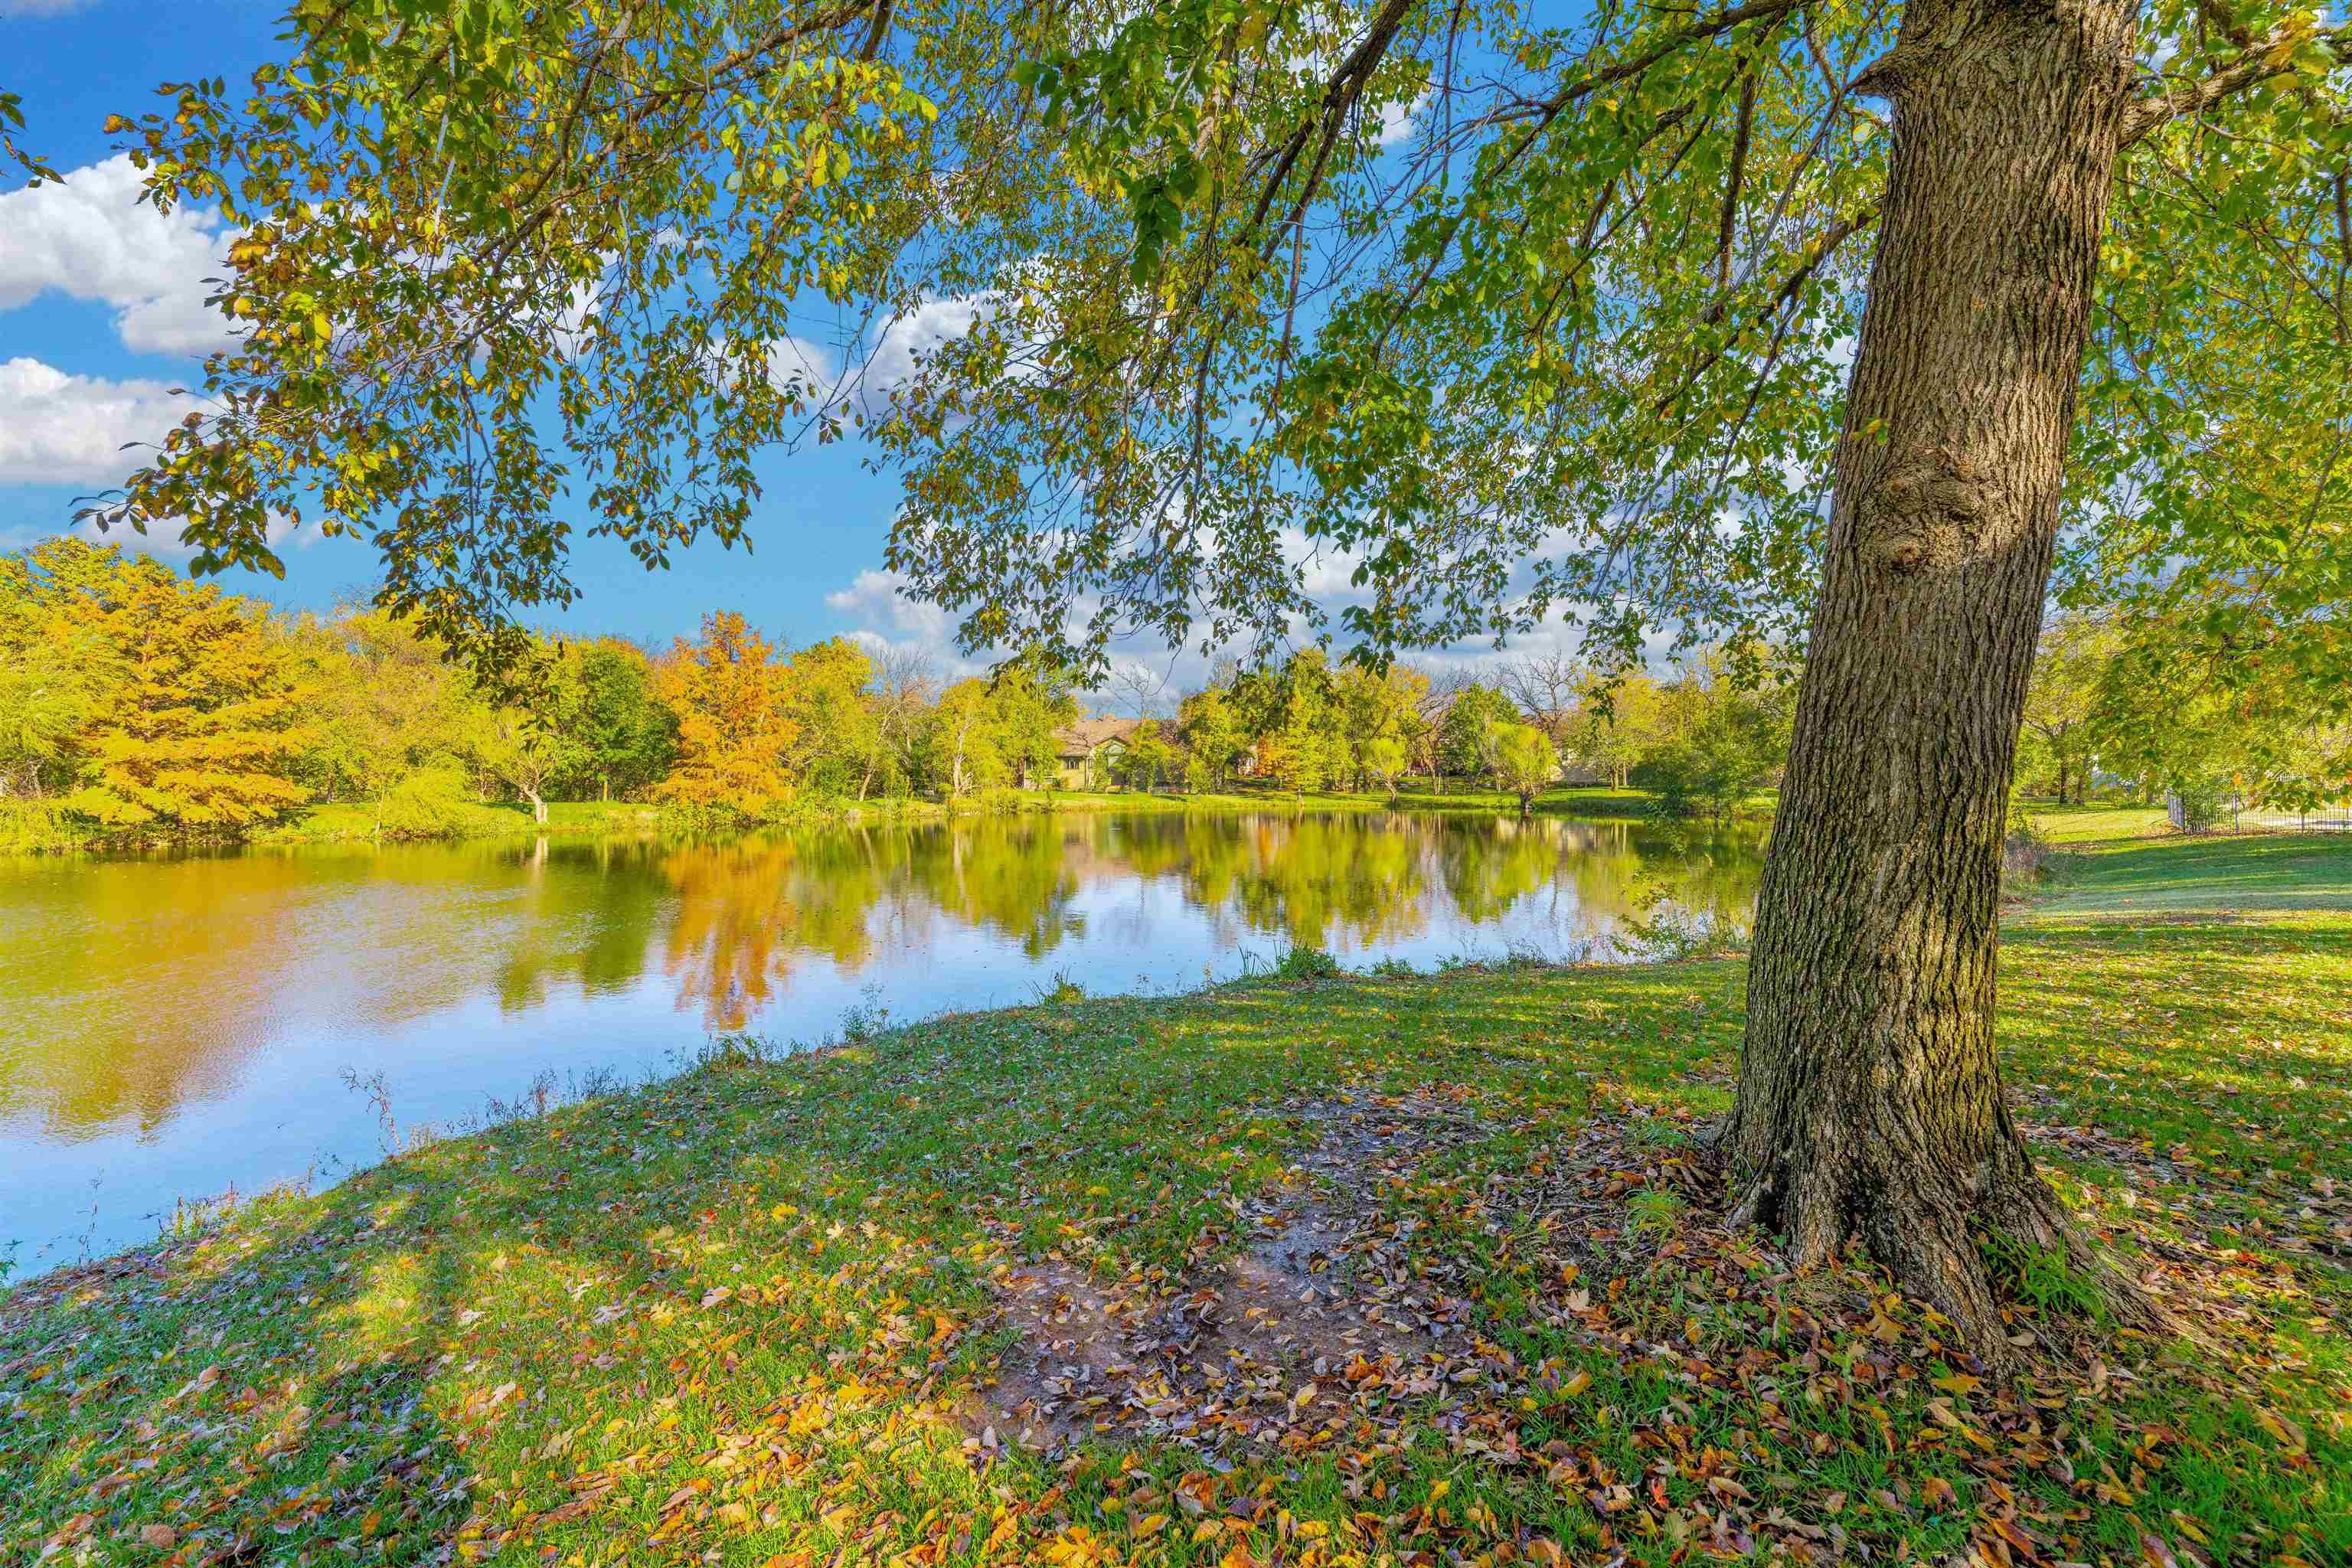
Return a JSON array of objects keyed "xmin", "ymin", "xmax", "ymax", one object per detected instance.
[{"xmin": 1052, "ymin": 717, "xmax": 1145, "ymax": 759}]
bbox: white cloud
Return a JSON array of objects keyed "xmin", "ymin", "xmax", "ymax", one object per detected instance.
[
  {"xmin": 1374, "ymin": 92, "xmax": 1425, "ymax": 149},
  {"xmin": 62, "ymin": 511, "xmax": 301, "ymax": 562},
  {"xmin": 779, "ymin": 296, "xmax": 1007, "ymax": 420},
  {"xmin": 0, "ymin": 154, "xmax": 240, "ymax": 356},
  {"xmin": 866, "ymin": 296, "xmax": 991, "ymax": 389},
  {"xmin": 0, "ymin": 0, "xmax": 98, "ymax": 14},
  {"xmin": 825, "ymin": 567, "xmax": 962, "ymax": 645},
  {"xmin": 0, "ymin": 356, "xmax": 185, "ymax": 485},
  {"xmin": 765, "ymin": 333, "xmax": 839, "ymax": 397}
]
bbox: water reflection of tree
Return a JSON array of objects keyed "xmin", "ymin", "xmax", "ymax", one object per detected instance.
[
  {"xmin": 904, "ymin": 819, "xmax": 1082, "ymax": 961},
  {"xmin": 1176, "ymin": 814, "xmax": 1432, "ymax": 952},
  {"xmin": 0, "ymin": 811, "xmax": 1769, "ymax": 1144},
  {"xmin": 1623, "ymin": 823, "xmax": 1769, "ymax": 935},
  {"xmin": 0, "ymin": 839, "xmax": 678, "ymax": 1135},
  {"xmin": 1433, "ymin": 816, "xmax": 1576, "ymax": 924},
  {"xmin": 0, "ymin": 853, "xmax": 309, "ymax": 1135},
  {"xmin": 658, "ymin": 832, "xmax": 902, "ymax": 1028},
  {"xmin": 491, "ymin": 838, "xmax": 668, "ymax": 1012}
]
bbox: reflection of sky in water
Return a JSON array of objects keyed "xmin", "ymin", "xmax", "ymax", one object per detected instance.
[{"xmin": 0, "ymin": 812, "xmax": 1762, "ymax": 1267}]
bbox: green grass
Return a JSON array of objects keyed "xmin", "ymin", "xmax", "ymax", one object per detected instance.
[
  {"xmin": 7, "ymin": 837, "xmax": 2347, "ymax": 1566},
  {"xmin": 2021, "ymin": 801, "xmax": 2174, "ymax": 844},
  {"xmin": 254, "ymin": 799, "xmax": 671, "ymax": 845},
  {"xmin": 2029, "ymin": 831, "xmax": 2352, "ymax": 915},
  {"xmin": 1009, "ymin": 782, "xmax": 1668, "ymax": 820}
]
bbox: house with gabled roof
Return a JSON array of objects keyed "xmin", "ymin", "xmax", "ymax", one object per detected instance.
[{"xmin": 1050, "ymin": 717, "xmax": 1145, "ymax": 789}]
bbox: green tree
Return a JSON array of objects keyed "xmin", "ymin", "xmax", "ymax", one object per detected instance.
[
  {"xmin": 1488, "ymin": 723, "xmax": 1559, "ymax": 818},
  {"xmin": 0, "ymin": 542, "xmax": 115, "ymax": 799},
  {"xmin": 296, "ymin": 606, "xmax": 481, "ymax": 823},
  {"xmin": 1263, "ymin": 651, "xmax": 1344, "ymax": 797},
  {"xmin": 1567, "ymin": 673, "xmax": 1671, "ymax": 791},
  {"xmin": 1120, "ymin": 720, "xmax": 1175, "ymax": 792},
  {"xmin": 1636, "ymin": 662, "xmax": 1796, "ymax": 823},
  {"xmin": 566, "ymin": 640, "xmax": 675, "ymax": 802},
  {"xmin": 466, "ymin": 680, "xmax": 582, "ymax": 825},
  {"xmin": 94, "ymin": 0, "xmax": 2352, "ymax": 1348},
  {"xmin": 1177, "ymin": 688, "xmax": 1246, "ymax": 789},
  {"xmin": 988, "ymin": 660, "xmax": 1083, "ymax": 790},
  {"xmin": 1438, "ymin": 685, "xmax": 1517, "ymax": 785},
  {"xmin": 1334, "ymin": 662, "xmax": 1429, "ymax": 790},
  {"xmin": 918, "ymin": 680, "xmax": 1002, "ymax": 799},
  {"xmin": 2020, "ymin": 613, "xmax": 2121, "ymax": 805},
  {"xmin": 1360, "ymin": 733, "xmax": 1408, "ymax": 799},
  {"xmin": 780, "ymin": 637, "xmax": 880, "ymax": 799}
]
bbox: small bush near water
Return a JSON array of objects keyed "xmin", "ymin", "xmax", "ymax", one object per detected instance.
[{"xmin": 1269, "ymin": 944, "xmax": 1345, "ymax": 982}]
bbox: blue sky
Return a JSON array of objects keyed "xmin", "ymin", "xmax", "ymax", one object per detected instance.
[{"xmin": 0, "ymin": 0, "xmax": 1031, "ymax": 678}]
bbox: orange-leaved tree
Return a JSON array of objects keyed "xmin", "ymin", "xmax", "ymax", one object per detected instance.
[{"xmin": 652, "ymin": 612, "xmax": 798, "ymax": 819}]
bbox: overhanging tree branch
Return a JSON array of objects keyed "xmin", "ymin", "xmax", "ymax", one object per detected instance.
[{"xmin": 2120, "ymin": 18, "xmax": 2351, "ymax": 145}]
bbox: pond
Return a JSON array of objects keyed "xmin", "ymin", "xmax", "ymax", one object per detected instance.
[{"xmin": 0, "ymin": 808, "xmax": 1763, "ymax": 1271}]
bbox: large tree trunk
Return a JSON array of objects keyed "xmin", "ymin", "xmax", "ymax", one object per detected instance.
[{"xmin": 1728, "ymin": 0, "xmax": 2151, "ymax": 1359}]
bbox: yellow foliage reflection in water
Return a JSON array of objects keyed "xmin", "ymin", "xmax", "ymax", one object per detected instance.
[{"xmin": 0, "ymin": 812, "xmax": 1763, "ymax": 1136}]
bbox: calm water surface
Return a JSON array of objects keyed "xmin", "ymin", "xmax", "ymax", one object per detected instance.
[{"xmin": 1, "ymin": 810, "xmax": 1762, "ymax": 1267}]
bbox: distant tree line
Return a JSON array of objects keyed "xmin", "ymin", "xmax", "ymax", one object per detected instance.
[{"xmin": 2, "ymin": 539, "xmax": 1809, "ymax": 844}]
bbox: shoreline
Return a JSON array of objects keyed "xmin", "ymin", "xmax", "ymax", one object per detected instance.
[{"xmin": 2, "ymin": 784, "xmax": 1687, "ymax": 859}]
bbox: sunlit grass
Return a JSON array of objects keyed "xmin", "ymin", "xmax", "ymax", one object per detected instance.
[
  {"xmin": 2030, "ymin": 831, "xmax": 2352, "ymax": 913},
  {"xmin": 2023, "ymin": 801, "xmax": 2174, "ymax": 843}
]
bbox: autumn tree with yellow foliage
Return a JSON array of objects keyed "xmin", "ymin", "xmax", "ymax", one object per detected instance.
[
  {"xmin": 653, "ymin": 612, "xmax": 800, "ymax": 820},
  {"xmin": 5, "ymin": 541, "xmax": 317, "ymax": 831}
]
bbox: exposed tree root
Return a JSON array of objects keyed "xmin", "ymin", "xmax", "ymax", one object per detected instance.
[{"xmin": 1722, "ymin": 1110, "xmax": 2176, "ymax": 1373}]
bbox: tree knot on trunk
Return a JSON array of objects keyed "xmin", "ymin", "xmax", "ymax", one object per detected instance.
[{"xmin": 1861, "ymin": 446, "xmax": 2002, "ymax": 573}]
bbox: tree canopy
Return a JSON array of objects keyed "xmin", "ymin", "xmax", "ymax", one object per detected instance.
[{"xmin": 83, "ymin": 0, "xmax": 2348, "ymax": 691}]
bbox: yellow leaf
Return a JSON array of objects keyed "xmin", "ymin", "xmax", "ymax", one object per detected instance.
[{"xmin": 2255, "ymin": 1406, "xmax": 2306, "ymax": 1451}]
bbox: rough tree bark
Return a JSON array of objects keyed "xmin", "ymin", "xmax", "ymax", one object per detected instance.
[{"xmin": 1728, "ymin": 0, "xmax": 2158, "ymax": 1358}]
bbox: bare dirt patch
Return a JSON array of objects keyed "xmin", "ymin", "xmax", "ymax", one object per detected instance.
[{"xmin": 964, "ymin": 1087, "xmax": 1513, "ymax": 1455}]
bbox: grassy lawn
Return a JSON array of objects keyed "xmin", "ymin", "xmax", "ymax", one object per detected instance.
[
  {"xmin": 1035, "ymin": 785, "xmax": 1684, "ymax": 822},
  {"xmin": 2028, "ymin": 832, "xmax": 2352, "ymax": 915},
  {"xmin": 253, "ymin": 799, "xmax": 674, "ymax": 844},
  {"xmin": 2020, "ymin": 802, "xmax": 2174, "ymax": 844},
  {"xmin": 6, "ymin": 839, "xmax": 2347, "ymax": 1566}
]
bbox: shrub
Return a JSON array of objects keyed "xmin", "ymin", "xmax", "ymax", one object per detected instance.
[
  {"xmin": 2001, "ymin": 804, "xmax": 2053, "ymax": 887},
  {"xmin": 1271, "ymin": 945, "xmax": 1344, "ymax": 983},
  {"xmin": 0, "ymin": 799, "xmax": 91, "ymax": 854},
  {"xmin": 837, "ymin": 986, "xmax": 890, "ymax": 1043},
  {"xmin": 374, "ymin": 765, "xmax": 481, "ymax": 839}
]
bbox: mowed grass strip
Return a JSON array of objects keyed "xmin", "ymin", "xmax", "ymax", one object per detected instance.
[{"xmin": 5, "ymin": 836, "xmax": 2347, "ymax": 1566}]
